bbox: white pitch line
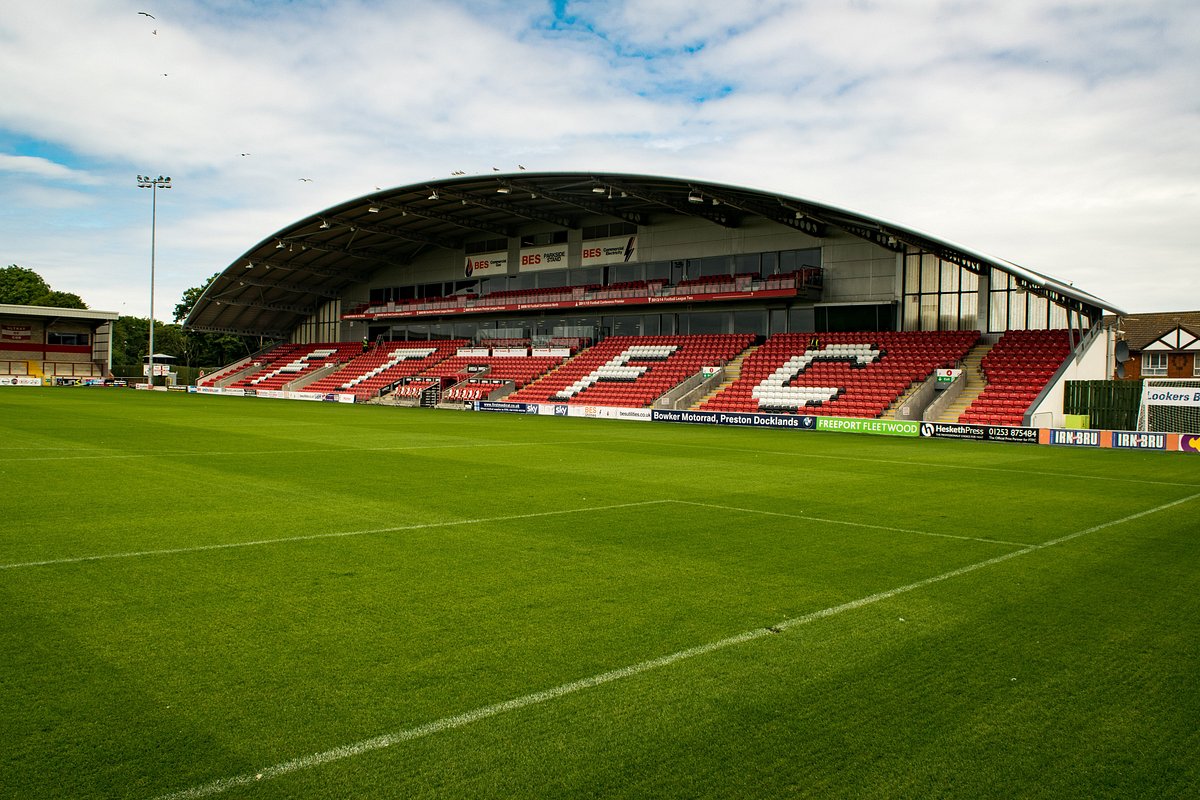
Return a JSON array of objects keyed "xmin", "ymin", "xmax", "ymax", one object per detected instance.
[
  {"xmin": 151, "ymin": 491, "xmax": 1200, "ymax": 800},
  {"xmin": 636, "ymin": 438, "xmax": 1200, "ymax": 489},
  {"xmin": 0, "ymin": 500, "xmax": 671, "ymax": 571},
  {"xmin": 668, "ymin": 499, "xmax": 1029, "ymax": 547}
]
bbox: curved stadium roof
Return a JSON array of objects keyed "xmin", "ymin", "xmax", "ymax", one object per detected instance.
[{"xmin": 185, "ymin": 172, "xmax": 1121, "ymax": 338}]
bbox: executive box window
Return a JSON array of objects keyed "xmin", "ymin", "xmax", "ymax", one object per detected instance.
[
  {"xmin": 582, "ymin": 222, "xmax": 636, "ymax": 240},
  {"xmin": 520, "ymin": 230, "xmax": 568, "ymax": 247},
  {"xmin": 48, "ymin": 332, "xmax": 89, "ymax": 346},
  {"xmin": 465, "ymin": 238, "xmax": 508, "ymax": 256}
]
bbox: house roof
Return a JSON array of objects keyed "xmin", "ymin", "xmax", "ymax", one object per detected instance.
[{"xmin": 1108, "ymin": 310, "xmax": 1200, "ymax": 350}]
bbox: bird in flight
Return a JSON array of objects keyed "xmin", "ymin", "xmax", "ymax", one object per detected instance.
[
  {"xmin": 518, "ymin": 164, "xmax": 526, "ymax": 170},
  {"xmin": 299, "ymin": 178, "xmax": 313, "ymax": 182},
  {"xmin": 240, "ymin": 153, "xmax": 250, "ymax": 157},
  {"xmin": 138, "ymin": 11, "xmax": 155, "ymax": 19}
]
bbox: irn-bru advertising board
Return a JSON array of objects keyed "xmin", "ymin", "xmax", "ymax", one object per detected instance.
[{"xmin": 1040, "ymin": 428, "xmax": 1200, "ymax": 452}]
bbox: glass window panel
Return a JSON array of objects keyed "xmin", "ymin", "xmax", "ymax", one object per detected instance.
[
  {"xmin": 1143, "ymin": 353, "xmax": 1168, "ymax": 376},
  {"xmin": 733, "ymin": 310, "xmax": 765, "ymax": 333},
  {"xmin": 904, "ymin": 256, "xmax": 921, "ymax": 294},
  {"xmin": 537, "ymin": 270, "xmax": 568, "ymax": 288},
  {"xmin": 1049, "ymin": 304, "xmax": 1067, "ymax": 328},
  {"xmin": 939, "ymin": 293, "xmax": 960, "ymax": 331},
  {"xmin": 1027, "ymin": 295, "xmax": 1049, "ymax": 328},
  {"xmin": 921, "ymin": 254, "xmax": 940, "ymax": 292},
  {"xmin": 940, "ymin": 260, "xmax": 959, "ymax": 292},
  {"xmin": 959, "ymin": 294, "xmax": 978, "ymax": 332},
  {"xmin": 687, "ymin": 311, "xmax": 727, "ymax": 334},
  {"xmin": 612, "ymin": 315, "xmax": 640, "ymax": 336},
  {"xmin": 788, "ymin": 306, "xmax": 814, "ymax": 333},
  {"xmin": 609, "ymin": 263, "xmax": 640, "ymax": 284},
  {"xmin": 734, "ymin": 253, "xmax": 760, "ymax": 275},
  {"xmin": 762, "ymin": 252, "xmax": 779, "ymax": 275},
  {"xmin": 989, "ymin": 291, "xmax": 1008, "ymax": 333},
  {"xmin": 769, "ymin": 309, "xmax": 787, "ymax": 336},
  {"xmin": 508, "ymin": 273, "xmax": 536, "ymax": 291},
  {"xmin": 645, "ymin": 261, "xmax": 670, "ymax": 281},
  {"xmin": 1008, "ymin": 292, "xmax": 1027, "ymax": 329},
  {"xmin": 698, "ymin": 256, "xmax": 730, "ymax": 277},
  {"xmin": 960, "ymin": 269, "xmax": 979, "ymax": 292},
  {"xmin": 919, "ymin": 294, "xmax": 938, "ymax": 330},
  {"xmin": 903, "ymin": 295, "xmax": 919, "ymax": 331},
  {"xmin": 642, "ymin": 315, "xmax": 661, "ymax": 335},
  {"xmin": 574, "ymin": 267, "xmax": 603, "ymax": 286}
]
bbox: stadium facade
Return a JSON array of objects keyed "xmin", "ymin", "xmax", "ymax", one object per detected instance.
[{"xmin": 184, "ymin": 172, "xmax": 1120, "ymax": 345}]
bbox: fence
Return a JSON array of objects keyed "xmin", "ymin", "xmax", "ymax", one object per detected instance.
[{"xmin": 1063, "ymin": 380, "xmax": 1142, "ymax": 431}]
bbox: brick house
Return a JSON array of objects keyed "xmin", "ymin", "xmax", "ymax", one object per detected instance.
[{"xmin": 1109, "ymin": 311, "xmax": 1200, "ymax": 380}]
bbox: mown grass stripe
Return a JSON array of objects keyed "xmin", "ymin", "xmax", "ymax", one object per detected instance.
[
  {"xmin": 151, "ymin": 491, "xmax": 1200, "ymax": 800},
  {"xmin": 0, "ymin": 500, "xmax": 671, "ymax": 571},
  {"xmin": 669, "ymin": 499, "xmax": 1028, "ymax": 547}
]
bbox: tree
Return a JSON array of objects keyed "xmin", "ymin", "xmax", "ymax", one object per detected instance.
[
  {"xmin": 175, "ymin": 272, "xmax": 219, "ymax": 322},
  {"xmin": 0, "ymin": 265, "xmax": 89, "ymax": 308},
  {"xmin": 173, "ymin": 273, "xmax": 259, "ymax": 369},
  {"xmin": 0, "ymin": 265, "xmax": 51, "ymax": 305},
  {"xmin": 31, "ymin": 290, "xmax": 88, "ymax": 309}
]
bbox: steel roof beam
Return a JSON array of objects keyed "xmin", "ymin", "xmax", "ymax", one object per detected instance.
[
  {"xmin": 695, "ymin": 192, "xmax": 826, "ymax": 237},
  {"xmin": 501, "ymin": 179, "xmax": 647, "ymax": 226},
  {"xmin": 603, "ymin": 179, "xmax": 741, "ymax": 227},
  {"xmin": 206, "ymin": 296, "xmax": 315, "ymax": 315},
  {"xmin": 369, "ymin": 198, "xmax": 512, "ymax": 237},
  {"xmin": 227, "ymin": 273, "xmax": 344, "ymax": 299},
  {"xmin": 186, "ymin": 323, "xmax": 290, "ymax": 338},
  {"xmin": 435, "ymin": 185, "xmax": 578, "ymax": 229},
  {"xmin": 326, "ymin": 214, "xmax": 458, "ymax": 249}
]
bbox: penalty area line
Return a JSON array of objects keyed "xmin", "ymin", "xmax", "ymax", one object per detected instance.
[
  {"xmin": 668, "ymin": 499, "xmax": 1029, "ymax": 547},
  {"xmin": 150, "ymin": 490, "xmax": 1200, "ymax": 800}
]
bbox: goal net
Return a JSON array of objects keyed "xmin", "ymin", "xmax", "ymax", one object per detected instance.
[{"xmin": 1136, "ymin": 378, "xmax": 1200, "ymax": 434}]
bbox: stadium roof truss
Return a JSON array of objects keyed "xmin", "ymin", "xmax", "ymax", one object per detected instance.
[{"xmin": 185, "ymin": 172, "xmax": 1122, "ymax": 338}]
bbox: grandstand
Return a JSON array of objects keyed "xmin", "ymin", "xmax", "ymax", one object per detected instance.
[
  {"xmin": 701, "ymin": 331, "xmax": 978, "ymax": 418},
  {"xmin": 181, "ymin": 172, "xmax": 1124, "ymax": 426},
  {"xmin": 0, "ymin": 304, "xmax": 118, "ymax": 383},
  {"xmin": 510, "ymin": 334, "xmax": 753, "ymax": 407},
  {"xmin": 958, "ymin": 329, "xmax": 1074, "ymax": 425}
]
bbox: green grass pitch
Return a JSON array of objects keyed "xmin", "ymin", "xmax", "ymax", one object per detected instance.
[{"xmin": 2, "ymin": 388, "xmax": 1198, "ymax": 799}]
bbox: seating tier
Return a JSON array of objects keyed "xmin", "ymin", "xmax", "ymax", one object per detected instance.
[{"xmin": 701, "ymin": 331, "xmax": 978, "ymax": 418}]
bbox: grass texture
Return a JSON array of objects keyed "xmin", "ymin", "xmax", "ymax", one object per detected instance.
[{"xmin": 2, "ymin": 388, "xmax": 1198, "ymax": 799}]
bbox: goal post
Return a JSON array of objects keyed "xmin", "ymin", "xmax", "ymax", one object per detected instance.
[{"xmin": 1136, "ymin": 379, "xmax": 1200, "ymax": 434}]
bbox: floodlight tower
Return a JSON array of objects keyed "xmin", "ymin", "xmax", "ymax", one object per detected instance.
[{"xmin": 136, "ymin": 174, "xmax": 171, "ymax": 385}]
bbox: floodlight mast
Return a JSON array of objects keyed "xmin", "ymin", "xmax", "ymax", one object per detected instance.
[{"xmin": 136, "ymin": 175, "xmax": 171, "ymax": 385}]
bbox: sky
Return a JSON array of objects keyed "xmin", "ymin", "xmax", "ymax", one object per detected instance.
[{"xmin": 1, "ymin": 0, "xmax": 1197, "ymax": 320}]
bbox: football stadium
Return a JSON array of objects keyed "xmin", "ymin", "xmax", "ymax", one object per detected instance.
[{"xmin": 3, "ymin": 172, "xmax": 1199, "ymax": 798}]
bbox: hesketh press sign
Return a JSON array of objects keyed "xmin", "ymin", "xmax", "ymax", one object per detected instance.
[{"xmin": 919, "ymin": 423, "xmax": 1039, "ymax": 444}]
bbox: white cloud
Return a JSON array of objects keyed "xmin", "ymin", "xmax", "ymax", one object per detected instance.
[{"xmin": 0, "ymin": 0, "xmax": 1197, "ymax": 316}]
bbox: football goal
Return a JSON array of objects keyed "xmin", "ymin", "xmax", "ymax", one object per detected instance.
[{"xmin": 1136, "ymin": 378, "xmax": 1200, "ymax": 434}]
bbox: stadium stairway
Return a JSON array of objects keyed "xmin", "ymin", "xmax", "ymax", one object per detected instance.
[
  {"xmin": 690, "ymin": 344, "xmax": 759, "ymax": 409},
  {"xmin": 934, "ymin": 341, "xmax": 992, "ymax": 423}
]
